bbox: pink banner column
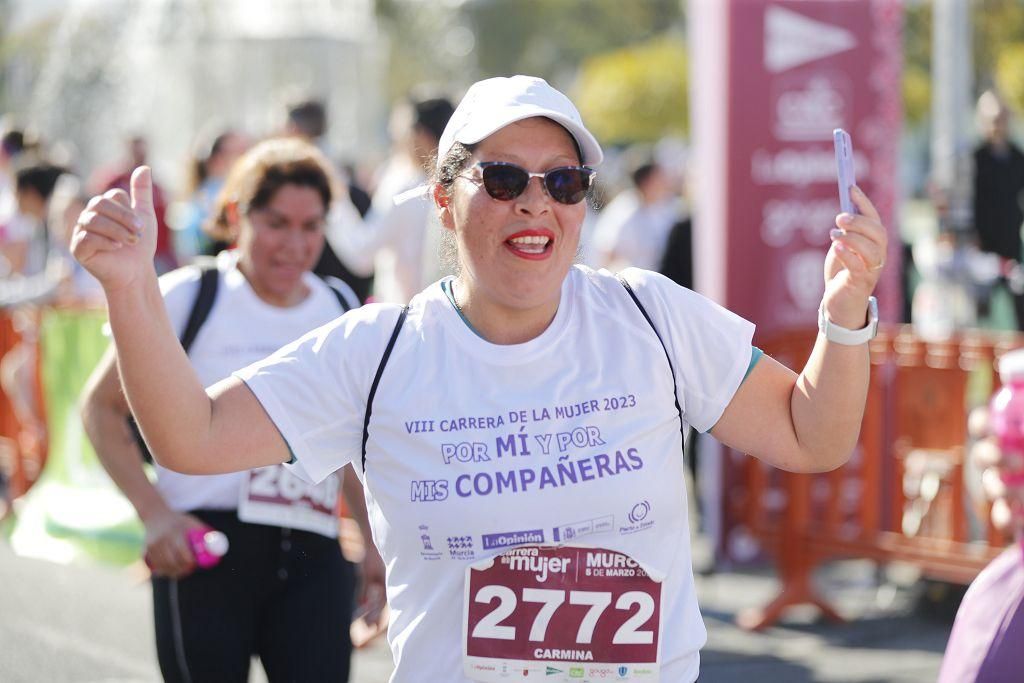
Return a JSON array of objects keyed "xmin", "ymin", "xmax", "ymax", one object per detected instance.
[{"xmin": 689, "ymin": 0, "xmax": 903, "ymax": 563}]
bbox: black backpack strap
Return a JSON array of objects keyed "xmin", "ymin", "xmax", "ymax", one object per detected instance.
[
  {"xmin": 180, "ymin": 263, "xmax": 220, "ymax": 352},
  {"xmin": 616, "ymin": 274, "xmax": 686, "ymax": 443},
  {"xmin": 319, "ymin": 275, "xmax": 353, "ymax": 313},
  {"xmin": 361, "ymin": 306, "xmax": 408, "ymax": 473},
  {"xmin": 131, "ymin": 262, "xmax": 219, "ymax": 462}
]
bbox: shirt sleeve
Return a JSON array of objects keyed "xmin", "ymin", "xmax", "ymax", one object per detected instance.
[
  {"xmin": 233, "ymin": 304, "xmax": 402, "ymax": 484},
  {"xmin": 619, "ymin": 268, "xmax": 756, "ymax": 433}
]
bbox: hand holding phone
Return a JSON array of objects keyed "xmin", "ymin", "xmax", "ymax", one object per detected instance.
[{"xmin": 833, "ymin": 128, "xmax": 856, "ymax": 215}]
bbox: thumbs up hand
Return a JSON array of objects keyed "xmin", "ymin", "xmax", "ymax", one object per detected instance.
[{"xmin": 71, "ymin": 166, "xmax": 158, "ymax": 292}]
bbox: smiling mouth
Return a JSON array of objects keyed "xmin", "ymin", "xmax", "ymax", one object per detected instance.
[
  {"xmin": 271, "ymin": 262, "xmax": 306, "ymax": 275},
  {"xmin": 506, "ymin": 234, "xmax": 552, "ymax": 256}
]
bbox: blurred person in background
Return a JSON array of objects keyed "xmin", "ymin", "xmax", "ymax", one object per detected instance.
[
  {"xmin": 80, "ymin": 138, "xmax": 382, "ymax": 683},
  {"xmin": 10, "ymin": 163, "xmax": 66, "ymax": 278},
  {"xmin": 173, "ymin": 128, "xmax": 250, "ymax": 261},
  {"xmin": 938, "ymin": 406, "xmax": 1023, "ymax": 683},
  {"xmin": 659, "ymin": 213, "xmax": 694, "ymax": 290},
  {"xmin": 47, "ymin": 173, "xmax": 104, "ymax": 307},
  {"xmin": 284, "ymin": 98, "xmax": 332, "ymax": 158},
  {"xmin": 593, "ymin": 152, "xmax": 680, "ymax": 272},
  {"xmin": 95, "ymin": 135, "xmax": 177, "ymax": 274},
  {"xmin": 0, "ymin": 167, "xmax": 104, "ymax": 309},
  {"xmin": 658, "ymin": 155, "xmax": 695, "ymax": 290},
  {"xmin": 971, "ymin": 90, "xmax": 1024, "ymax": 330},
  {"xmin": 0, "ymin": 126, "xmax": 31, "ymax": 275},
  {"xmin": 283, "ymin": 97, "xmax": 374, "ymax": 301},
  {"xmin": 327, "ymin": 92, "xmax": 455, "ymax": 304},
  {"xmin": 0, "ymin": 124, "xmax": 23, "ymax": 203},
  {"xmin": 0, "ymin": 162, "xmax": 65, "ymax": 507}
]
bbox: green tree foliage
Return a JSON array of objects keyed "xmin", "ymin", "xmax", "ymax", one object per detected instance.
[
  {"xmin": 573, "ymin": 36, "xmax": 687, "ymax": 146},
  {"xmin": 902, "ymin": 4, "xmax": 931, "ymax": 126},
  {"xmin": 903, "ymin": 1, "xmax": 1024, "ymax": 125},
  {"xmin": 974, "ymin": 0, "xmax": 1024, "ymax": 91},
  {"xmin": 995, "ymin": 43, "xmax": 1024, "ymax": 113},
  {"xmin": 465, "ymin": 0, "xmax": 682, "ymax": 82},
  {"xmin": 374, "ymin": 0, "xmax": 682, "ymax": 101}
]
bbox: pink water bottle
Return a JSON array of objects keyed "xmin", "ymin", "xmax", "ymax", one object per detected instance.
[{"xmin": 185, "ymin": 527, "xmax": 230, "ymax": 569}]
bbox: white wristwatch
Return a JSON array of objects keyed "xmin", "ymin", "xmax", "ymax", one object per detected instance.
[{"xmin": 818, "ymin": 296, "xmax": 878, "ymax": 345}]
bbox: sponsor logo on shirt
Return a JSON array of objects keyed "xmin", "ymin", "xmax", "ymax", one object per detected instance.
[
  {"xmin": 481, "ymin": 528, "xmax": 545, "ymax": 550},
  {"xmin": 447, "ymin": 535, "xmax": 475, "ymax": 560},
  {"xmin": 500, "ymin": 546, "xmax": 572, "ymax": 582},
  {"xmin": 418, "ymin": 524, "xmax": 442, "ymax": 561},
  {"xmin": 619, "ymin": 500, "xmax": 655, "ymax": 535},
  {"xmin": 552, "ymin": 515, "xmax": 614, "ymax": 543},
  {"xmin": 628, "ymin": 500, "xmax": 650, "ymax": 524}
]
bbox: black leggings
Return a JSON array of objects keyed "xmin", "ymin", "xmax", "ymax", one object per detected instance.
[{"xmin": 152, "ymin": 510, "xmax": 355, "ymax": 683}]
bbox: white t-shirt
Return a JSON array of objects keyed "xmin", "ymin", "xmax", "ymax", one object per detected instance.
[
  {"xmin": 154, "ymin": 251, "xmax": 358, "ymax": 513},
  {"xmin": 237, "ymin": 266, "xmax": 754, "ymax": 682}
]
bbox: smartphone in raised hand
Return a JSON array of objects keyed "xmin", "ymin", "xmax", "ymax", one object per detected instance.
[{"xmin": 833, "ymin": 128, "xmax": 856, "ymax": 215}]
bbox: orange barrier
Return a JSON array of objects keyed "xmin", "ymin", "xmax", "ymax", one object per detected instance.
[
  {"xmin": 0, "ymin": 307, "xmax": 48, "ymax": 502},
  {"xmin": 734, "ymin": 325, "xmax": 1016, "ymax": 630}
]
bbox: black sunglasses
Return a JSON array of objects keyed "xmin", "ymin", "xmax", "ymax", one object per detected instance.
[{"xmin": 463, "ymin": 161, "xmax": 596, "ymax": 205}]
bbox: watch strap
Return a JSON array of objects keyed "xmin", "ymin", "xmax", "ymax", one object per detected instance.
[{"xmin": 818, "ymin": 296, "xmax": 878, "ymax": 345}]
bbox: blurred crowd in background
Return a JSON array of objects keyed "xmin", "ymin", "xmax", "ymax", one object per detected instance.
[
  {"xmin": 2, "ymin": 2, "xmax": 1024, "ymax": 681},
  {"xmin": 0, "ymin": 96, "xmax": 695, "ymax": 302},
  {"xmin": 3, "ymin": 0, "xmax": 1024, "ymax": 537}
]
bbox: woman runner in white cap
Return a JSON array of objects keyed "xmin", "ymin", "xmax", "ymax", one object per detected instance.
[{"xmin": 71, "ymin": 75, "xmax": 887, "ymax": 682}]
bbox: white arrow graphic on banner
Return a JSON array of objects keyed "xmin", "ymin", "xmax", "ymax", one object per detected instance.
[{"xmin": 764, "ymin": 5, "xmax": 858, "ymax": 73}]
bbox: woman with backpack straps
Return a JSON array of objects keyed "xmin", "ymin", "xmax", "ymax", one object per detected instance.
[
  {"xmin": 80, "ymin": 138, "xmax": 383, "ymax": 682},
  {"xmin": 73, "ymin": 76, "xmax": 886, "ymax": 682}
]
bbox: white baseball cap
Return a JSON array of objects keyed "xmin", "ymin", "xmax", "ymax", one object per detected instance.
[{"xmin": 437, "ymin": 75, "xmax": 604, "ymax": 168}]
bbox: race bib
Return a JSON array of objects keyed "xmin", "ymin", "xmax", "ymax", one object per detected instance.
[
  {"xmin": 237, "ymin": 466, "xmax": 339, "ymax": 538},
  {"xmin": 463, "ymin": 545, "xmax": 661, "ymax": 682}
]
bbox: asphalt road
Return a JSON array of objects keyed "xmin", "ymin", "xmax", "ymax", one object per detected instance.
[{"xmin": 0, "ymin": 539, "xmax": 394, "ymax": 682}]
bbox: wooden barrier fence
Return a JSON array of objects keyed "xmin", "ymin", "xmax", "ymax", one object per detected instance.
[{"xmin": 735, "ymin": 325, "xmax": 1018, "ymax": 630}]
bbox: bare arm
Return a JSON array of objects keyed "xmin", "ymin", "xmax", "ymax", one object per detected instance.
[
  {"xmin": 81, "ymin": 347, "xmax": 202, "ymax": 576},
  {"xmin": 81, "ymin": 347, "xmax": 171, "ymax": 521},
  {"xmin": 342, "ymin": 466, "xmax": 387, "ymax": 627},
  {"xmin": 341, "ymin": 466, "xmax": 374, "ymax": 550},
  {"xmin": 711, "ymin": 340, "xmax": 867, "ymax": 473},
  {"xmin": 712, "ymin": 186, "xmax": 885, "ymax": 473},
  {"xmin": 72, "ymin": 167, "xmax": 289, "ymax": 475}
]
